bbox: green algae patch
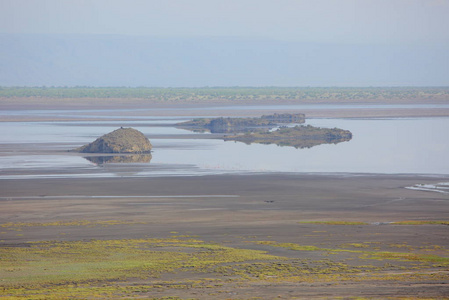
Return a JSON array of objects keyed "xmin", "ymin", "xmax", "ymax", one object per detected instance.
[
  {"xmin": 254, "ymin": 241, "xmax": 449, "ymax": 265},
  {"xmin": 0, "ymin": 237, "xmax": 281, "ymax": 298},
  {"xmin": 391, "ymin": 220, "xmax": 449, "ymax": 225},
  {"xmin": 255, "ymin": 241, "xmax": 322, "ymax": 251},
  {"xmin": 298, "ymin": 220, "xmax": 449, "ymax": 226},
  {"xmin": 360, "ymin": 252, "xmax": 449, "ymax": 264},
  {"xmin": 1, "ymin": 221, "xmax": 449, "ymax": 298}
]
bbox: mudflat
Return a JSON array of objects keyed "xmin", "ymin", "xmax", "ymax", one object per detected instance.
[
  {"xmin": 2, "ymin": 174, "xmax": 449, "ymax": 231},
  {"xmin": 1, "ymin": 174, "xmax": 449, "ymax": 299},
  {"xmin": 1, "ymin": 99, "xmax": 449, "ymax": 299}
]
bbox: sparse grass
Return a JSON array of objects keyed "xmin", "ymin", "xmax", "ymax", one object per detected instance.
[
  {"xmin": 299, "ymin": 220, "xmax": 449, "ymax": 226},
  {"xmin": 1, "ymin": 221, "xmax": 448, "ymax": 298},
  {"xmin": 253, "ymin": 241, "xmax": 449, "ymax": 264},
  {"xmin": 255, "ymin": 241, "xmax": 322, "ymax": 251},
  {"xmin": 0, "ymin": 237, "xmax": 280, "ymax": 298},
  {"xmin": 361, "ymin": 252, "xmax": 449, "ymax": 263},
  {"xmin": 343, "ymin": 243, "xmax": 370, "ymax": 248},
  {"xmin": 391, "ymin": 220, "xmax": 449, "ymax": 225}
]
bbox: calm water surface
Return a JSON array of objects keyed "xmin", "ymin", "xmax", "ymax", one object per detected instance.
[
  {"xmin": 0, "ymin": 113, "xmax": 448, "ymax": 178},
  {"xmin": 3, "ymin": 103, "xmax": 449, "ymax": 115}
]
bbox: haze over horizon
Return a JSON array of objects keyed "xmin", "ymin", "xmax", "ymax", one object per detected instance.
[{"xmin": 1, "ymin": 0, "xmax": 448, "ymax": 87}]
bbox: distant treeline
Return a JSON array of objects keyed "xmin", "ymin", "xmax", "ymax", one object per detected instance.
[{"xmin": 1, "ymin": 87, "xmax": 448, "ymax": 101}]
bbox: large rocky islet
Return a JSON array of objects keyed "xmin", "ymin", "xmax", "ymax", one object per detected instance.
[{"xmin": 75, "ymin": 127, "xmax": 152, "ymax": 154}]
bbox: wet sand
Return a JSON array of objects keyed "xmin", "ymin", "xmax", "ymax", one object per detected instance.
[
  {"xmin": 2, "ymin": 173, "xmax": 449, "ymax": 227},
  {"xmin": 1, "ymin": 174, "xmax": 449, "ymax": 298},
  {"xmin": 1, "ymin": 100, "xmax": 449, "ymax": 298}
]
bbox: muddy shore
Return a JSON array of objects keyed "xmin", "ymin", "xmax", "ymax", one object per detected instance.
[
  {"xmin": 2, "ymin": 173, "xmax": 449, "ymax": 298},
  {"xmin": 2, "ymin": 173, "xmax": 449, "ymax": 228},
  {"xmin": 1, "ymin": 100, "xmax": 449, "ymax": 299}
]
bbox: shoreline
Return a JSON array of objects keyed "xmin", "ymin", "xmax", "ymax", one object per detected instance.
[
  {"xmin": 2, "ymin": 172, "xmax": 449, "ymax": 223},
  {"xmin": 1, "ymin": 102, "xmax": 449, "ymax": 298},
  {"xmin": 2, "ymin": 108, "xmax": 449, "ymax": 122},
  {"xmin": 1, "ymin": 97, "xmax": 449, "ymax": 121},
  {"xmin": 2, "ymin": 170, "xmax": 449, "ymax": 180}
]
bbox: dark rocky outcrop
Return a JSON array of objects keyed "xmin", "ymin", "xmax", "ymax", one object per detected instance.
[
  {"xmin": 75, "ymin": 128, "xmax": 152, "ymax": 153},
  {"xmin": 261, "ymin": 113, "xmax": 305, "ymax": 123},
  {"xmin": 176, "ymin": 113, "xmax": 305, "ymax": 133},
  {"xmin": 177, "ymin": 114, "xmax": 351, "ymax": 149},
  {"xmin": 224, "ymin": 125, "xmax": 352, "ymax": 149}
]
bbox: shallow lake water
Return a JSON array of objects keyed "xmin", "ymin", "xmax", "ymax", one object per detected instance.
[
  {"xmin": 2, "ymin": 103, "xmax": 449, "ymax": 119},
  {"xmin": 151, "ymin": 117, "xmax": 449, "ymax": 174},
  {"xmin": 0, "ymin": 109, "xmax": 448, "ymax": 178}
]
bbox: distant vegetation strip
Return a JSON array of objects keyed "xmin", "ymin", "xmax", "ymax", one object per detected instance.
[{"xmin": 1, "ymin": 86, "xmax": 449, "ymax": 101}]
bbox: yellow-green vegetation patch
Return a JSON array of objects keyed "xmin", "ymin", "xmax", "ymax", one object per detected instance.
[
  {"xmin": 255, "ymin": 241, "xmax": 322, "ymax": 251},
  {"xmin": 213, "ymin": 259, "xmax": 378, "ymax": 282},
  {"xmin": 298, "ymin": 220, "xmax": 449, "ymax": 226},
  {"xmin": 170, "ymin": 235, "xmax": 199, "ymax": 238},
  {"xmin": 391, "ymin": 220, "xmax": 449, "ymax": 225},
  {"xmin": 2, "ymin": 236, "xmax": 448, "ymax": 298},
  {"xmin": 360, "ymin": 251, "xmax": 449, "ymax": 264},
  {"xmin": 0, "ymin": 220, "xmax": 147, "ymax": 228},
  {"xmin": 255, "ymin": 241, "xmax": 449, "ymax": 266},
  {"xmin": 298, "ymin": 221, "xmax": 369, "ymax": 225},
  {"xmin": 0, "ymin": 237, "xmax": 281, "ymax": 298},
  {"xmin": 255, "ymin": 241, "xmax": 365, "ymax": 255},
  {"xmin": 254, "ymin": 241, "xmax": 449, "ymax": 265},
  {"xmin": 342, "ymin": 243, "xmax": 370, "ymax": 249},
  {"xmin": 0, "ymin": 282, "xmax": 201, "ymax": 299}
]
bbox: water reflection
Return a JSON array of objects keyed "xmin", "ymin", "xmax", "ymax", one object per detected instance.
[
  {"xmin": 224, "ymin": 126, "xmax": 352, "ymax": 149},
  {"xmin": 84, "ymin": 154, "xmax": 152, "ymax": 165},
  {"xmin": 1, "ymin": 117, "xmax": 448, "ymax": 175},
  {"xmin": 232, "ymin": 137, "xmax": 351, "ymax": 149}
]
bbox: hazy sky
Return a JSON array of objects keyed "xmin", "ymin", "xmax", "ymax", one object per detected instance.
[{"xmin": 1, "ymin": 0, "xmax": 449, "ymax": 45}]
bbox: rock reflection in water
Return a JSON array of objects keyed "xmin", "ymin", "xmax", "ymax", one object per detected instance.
[
  {"xmin": 224, "ymin": 125, "xmax": 352, "ymax": 149},
  {"xmin": 84, "ymin": 154, "xmax": 152, "ymax": 165},
  {"xmin": 230, "ymin": 138, "xmax": 351, "ymax": 149}
]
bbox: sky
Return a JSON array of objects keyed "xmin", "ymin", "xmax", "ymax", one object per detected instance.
[
  {"xmin": 1, "ymin": 0, "xmax": 449, "ymax": 45},
  {"xmin": 1, "ymin": 0, "xmax": 448, "ymax": 86}
]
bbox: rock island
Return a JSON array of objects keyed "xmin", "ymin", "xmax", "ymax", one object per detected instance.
[{"xmin": 75, "ymin": 127, "xmax": 152, "ymax": 153}]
